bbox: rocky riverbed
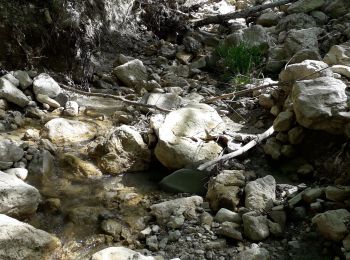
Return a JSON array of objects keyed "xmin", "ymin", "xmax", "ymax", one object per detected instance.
[{"xmin": 0, "ymin": 0, "xmax": 350, "ymax": 259}]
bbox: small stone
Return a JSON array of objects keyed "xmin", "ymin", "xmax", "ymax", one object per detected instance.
[
  {"xmin": 168, "ymin": 230, "xmax": 181, "ymax": 242},
  {"xmin": 276, "ymin": 132, "xmax": 289, "ymax": 143},
  {"xmin": 291, "ymin": 206, "xmax": 307, "ymax": 221},
  {"xmin": 237, "ymin": 247, "xmax": 270, "ymax": 260},
  {"xmin": 214, "ymin": 208, "xmax": 242, "ymax": 224},
  {"xmin": 273, "ymin": 111, "xmax": 294, "ymax": 132},
  {"xmin": 281, "ymin": 145, "xmax": 296, "ymax": 158},
  {"xmin": 303, "ymin": 187, "xmax": 324, "ymax": 203},
  {"xmin": 13, "ymin": 70, "xmax": 33, "ymax": 89},
  {"xmin": 243, "ymin": 212, "xmax": 269, "ymax": 241},
  {"xmin": 310, "ymin": 201, "xmax": 322, "ymax": 212},
  {"xmin": 288, "ymin": 126, "xmax": 304, "ymax": 144},
  {"xmin": 146, "ymin": 235, "xmax": 159, "ymax": 251},
  {"xmin": 200, "ymin": 212, "xmax": 213, "ymax": 226},
  {"xmin": 4, "ymin": 168, "xmax": 28, "ymax": 180},
  {"xmin": 167, "ymin": 215, "xmax": 185, "ymax": 229},
  {"xmin": 263, "ymin": 137, "xmax": 282, "ymax": 160},
  {"xmin": 245, "ymin": 175, "xmax": 276, "ymax": 211},
  {"xmin": 216, "ymin": 222, "xmax": 243, "ymax": 241},
  {"xmin": 325, "ymin": 186, "xmax": 350, "ymax": 202}
]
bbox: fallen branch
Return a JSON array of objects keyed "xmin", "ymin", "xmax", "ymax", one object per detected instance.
[
  {"xmin": 197, "ymin": 126, "xmax": 274, "ymax": 171},
  {"xmin": 193, "ymin": 0, "xmax": 296, "ymax": 27},
  {"xmin": 59, "ymin": 84, "xmax": 172, "ymax": 113}
]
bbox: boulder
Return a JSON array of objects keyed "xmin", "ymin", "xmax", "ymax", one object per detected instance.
[
  {"xmin": 292, "ymin": 77, "xmax": 348, "ymax": 134},
  {"xmin": 0, "ymin": 139, "xmax": 24, "ymax": 163},
  {"xmin": 0, "ymin": 78, "xmax": 30, "ymax": 107},
  {"xmin": 214, "ymin": 208, "xmax": 242, "ymax": 224},
  {"xmin": 276, "ymin": 13, "xmax": 316, "ymax": 33},
  {"xmin": 257, "ymin": 12, "xmax": 281, "ymax": 27},
  {"xmin": 312, "ymin": 209, "xmax": 350, "ymax": 241},
  {"xmin": 43, "ymin": 118, "xmax": 96, "ymax": 144},
  {"xmin": 206, "ymin": 170, "xmax": 246, "ymax": 211},
  {"xmin": 287, "ymin": 0, "xmax": 325, "ymax": 14},
  {"xmin": 113, "ymin": 59, "xmax": 148, "ymax": 89},
  {"xmin": 61, "ymin": 153, "xmax": 102, "ymax": 178},
  {"xmin": 93, "ymin": 125, "xmax": 151, "ymax": 175},
  {"xmin": 0, "ymin": 171, "xmax": 41, "ymax": 217},
  {"xmin": 64, "ymin": 101, "xmax": 79, "ymax": 116},
  {"xmin": 331, "ymin": 65, "xmax": 350, "ymax": 78},
  {"xmin": 36, "ymin": 94, "xmax": 61, "ymax": 108},
  {"xmin": 3, "ymin": 73, "xmax": 19, "ymax": 87},
  {"xmin": 284, "ymin": 28, "xmax": 322, "ymax": 57},
  {"xmin": 324, "ymin": 42, "xmax": 350, "ymax": 66},
  {"xmin": 4, "ymin": 168, "xmax": 28, "ymax": 180},
  {"xmin": 226, "ymin": 25, "xmax": 270, "ymax": 49},
  {"xmin": 33, "ymin": 73, "xmax": 61, "ymax": 98},
  {"xmin": 0, "ymin": 214, "xmax": 60, "ymax": 259},
  {"xmin": 322, "ymin": 0, "xmax": 350, "ymax": 18},
  {"xmin": 325, "ymin": 186, "xmax": 350, "ymax": 202},
  {"xmin": 150, "ymin": 196, "xmax": 203, "ymax": 224},
  {"xmin": 155, "ymin": 103, "xmax": 225, "ymax": 169},
  {"xmin": 141, "ymin": 93, "xmax": 183, "ymax": 111},
  {"xmin": 263, "ymin": 137, "xmax": 282, "ymax": 160},
  {"xmin": 91, "ymin": 247, "xmax": 157, "ymax": 260},
  {"xmin": 243, "ymin": 212, "xmax": 270, "ymax": 241},
  {"xmin": 13, "ymin": 70, "xmax": 33, "ymax": 89},
  {"xmin": 245, "ymin": 175, "xmax": 276, "ymax": 211},
  {"xmin": 273, "ymin": 111, "xmax": 294, "ymax": 132}
]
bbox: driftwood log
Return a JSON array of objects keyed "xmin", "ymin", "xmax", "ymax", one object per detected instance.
[{"xmin": 193, "ymin": 0, "xmax": 297, "ymax": 27}]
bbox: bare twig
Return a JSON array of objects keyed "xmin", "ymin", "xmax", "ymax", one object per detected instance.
[
  {"xmin": 197, "ymin": 126, "xmax": 274, "ymax": 171},
  {"xmin": 192, "ymin": 0, "xmax": 296, "ymax": 27},
  {"xmin": 59, "ymin": 84, "xmax": 172, "ymax": 113}
]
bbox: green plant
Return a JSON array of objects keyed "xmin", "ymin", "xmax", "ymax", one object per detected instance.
[{"xmin": 214, "ymin": 42, "xmax": 265, "ymax": 83}]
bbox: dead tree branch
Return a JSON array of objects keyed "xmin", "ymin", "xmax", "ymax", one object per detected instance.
[
  {"xmin": 197, "ymin": 126, "xmax": 274, "ymax": 171},
  {"xmin": 193, "ymin": 0, "xmax": 296, "ymax": 27}
]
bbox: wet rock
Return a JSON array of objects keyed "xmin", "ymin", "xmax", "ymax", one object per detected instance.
[
  {"xmin": 0, "ymin": 139, "xmax": 24, "ymax": 163},
  {"xmin": 325, "ymin": 186, "xmax": 350, "ymax": 202},
  {"xmin": 61, "ymin": 153, "xmax": 102, "ymax": 178},
  {"xmin": 0, "ymin": 214, "xmax": 60, "ymax": 259},
  {"xmin": 150, "ymin": 196, "xmax": 203, "ymax": 225},
  {"xmin": 206, "ymin": 170, "xmax": 246, "ymax": 211},
  {"xmin": 113, "ymin": 59, "xmax": 148, "ymax": 89},
  {"xmin": 94, "ymin": 125, "xmax": 151, "ymax": 175},
  {"xmin": 13, "ymin": 70, "xmax": 33, "ymax": 89},
  {"xmin": 0, "ymin": 78, "xmax": 30, "ymax": 107},
  {"xmin": 0, "ymin": 171, "xmax": 40, "ymax": 217},
  {"xmin": 270, "ymin": 210, "xmax": 287, "ymax": 229},
  {"xmin": 292, "ymin": 77, "xmax": 348, "ymax": 134},
  {"xmin": 155, "ymin": 103, "xmax": 225, "ymax": 169},
  {"xmin": 245, "ymin": 175, "xmax": 276, "ymax": 211},
  {"xmin": 312, "ymin": 209, "xmax": 350, "ymax": 241},
  {"xmin": 33, "ymin": 73, "xmax": 61, "ymax": 98},
  {"xmin": 68, "ymin": 206, "xmax": 106, "ymax": 225},
  {"xmin": 36, "ymin": 94, "xmax": 61, "ymax": 108},
  {"xmin": 43, "ymin": 118, "xmax": 96, "ymax": 144},
  {"xmin": 243, "ymin": 212, "xmax": 269, "ymax": 241},
  {"xmin": 4, "ymin": 168, "xmax": 28, "ymax": 180},
  {"xmin": 91, "ymin": 246, "xmax": 158, "ymax": 260},
  {"xmin": 268, "ymin": 220, "xmax": 283, "ymax": 236},
  {"xmin": 237, "ymin": 247, "xmax": 270, "ymax": 260},
  {"xmin": 214, "ymin": 208, "xmax": 242, "ymax": 224},
  {"xmin": 287, "ymin": 0, "xmax": 325, "ymax": 14},
  {"xmin": 28, "ymin": 149, "xmax": 54, "ymax": 177}
]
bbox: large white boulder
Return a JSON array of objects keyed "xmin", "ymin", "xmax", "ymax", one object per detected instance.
[
  {"xmin": 0, "ymin": 171, "xmax": 41, "ymax": 217},
  {"xmin": 43, "ymin": 118, "xmax": 96, "ymax": 144},
  {"xmin": 33, "ymin": 73, "xmax": 61, "ymax": 98},
  {"xmin": 0, "ymin": 214, "xmax": 60, "ymax": 259},
  {"xmin": 292, "ymin": 77, "xmax": 348, "ymax": 134},
  {"xmin": 0, "ymin": 78, "xmax": 30, "ymax": 107},
  {"xmin": 154, "ymin": 103, "xmax": 225, "ymax": 169}
]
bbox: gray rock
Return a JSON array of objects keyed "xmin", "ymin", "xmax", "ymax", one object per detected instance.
[
  {"xmin": 43, "ymin": 118, "xmax": 96, "ymax": 144},
  {"xmin": 273, "ymin": 111, "xmax": 294, "ymax": 132},
  {"xmin": 155, "ymin": 103, "xmax": 225, "ymax": 169},
  {"xmin": 322, "ymin": 0, "xmax": 350, "ymax": 18},
  {"xmin": 214, "ymin": 208, "xmax": 242, "ymax": 223},
  {"xmin": 146, "ymin": 235, "xmax": 158, "ymax": 251},
  {"xmin": 101, "ymin": 219, "xmax": 122, "ymax": 240},
  {"xmin": 302, "ymin": 187, "xmax": 324, "ymax": 203},
  {"xmin": 237, "ymin": 247, "xmax": 270, "ymax": 260},
  {"xmin": 28, "ymin": 149, "xmax": 54, "ymax": 177},
  {"xmin": 150, "ymin": 196, "xmax": 203, "ymax": 225},
  {"xmin": 91, "ymin": 247, "xmax": 158, "ymax": 260},
  {"xmin": 292, "ymin": 77, "xmax": 348, "ymax": 134},
  {"xmin": 0, "ymin": 78, "xmax": 30, "ymax": 107},
  {"xmin": 217, "ymin": 222, "xmax": 243, "ymax": 241},
  {"xmin": 287, "ymin": 0, "xmax": 325, "ymax": 14},
  {"xmin": 141, "ymin": 93, "xmax": 183, "ymax": 111},
  {"xmin": 113, "ymin": 59, "xmax": 148, "ymax": 89},
  {"xmin": 276, "ymin": 13, "xmax": 316, "ymax": 33},
  {"xmin": 226, "ymin": 25, "xmax": 270, "ymax": 49},
  {"xmin": 263, "ymin": 137, "xmax": 282, "ymax": 160},
  {"xmin": 284, "ymin": 28, "xmax": 322, "ymax": 57},
  {"xmin": 288, "ymin": 126, "xmax": 304, "ymax": 144},
  {"xmin": 312, "ymin": 209, "xmax": 350, "ymax": 241},
  {"xmin": 13, "ymin": 70, "xmax": 33, "ymax": 89},
  {"xmin": 268, "ymin": 220, "xmax": 283, "ymax": 236},
  {"xmin": 310, "ymin": 11, "xmax": 328, "ymax": 24},
  {"xmin": 0, "ymin": 214, "xmax": 60, "ymax": 259},
  {"xmin": 331, "ymin": 65, "xmax": 350, "ymax": 78},
  {"xmin": 93, "ymin": 125, "xmax": 151, "ymax": 175},
  {"xmin": 0, "ymin": 171, "xmax": 41, "ymax": 217},
  {"xmin": 0, "ymin": 139, "xmax": 24, "ymax": 163},
  {"xmin": 3, "ymin": 73, "xmax": 19, "ymax": 87},
  {"xmin": 243, "ymin": 212, "xmax": 270, "ymax": 241},
  {"xmin": 323, "ymin": 41, "xmax": 350, "ymax": 66},
  {"xmin": 168, "ymin": 230, "xmax": 181, "ymax": 242},
  {"xmin": 4, "ymin": 168, "xmax": 28, "ymax": 180},
  {"xmin": 245, "ymin": 175, "xmax": 276, "ymax": 211},
  {"xmin": 206, "ymin": 170, "xmax": 246, "ymax": 211},
  {"xmin": 325, "ymin": 186, "xmax": 350, "ymax": 202},
  {"xmin": 33, "ymin": 73, "xmax": 61, "ymax": 98},
  {"xmin": 36, "ymin": 94, "xmax": 61, "ymax": 108},
  {"xmin": 257, "ymin": 12, "xmax": 281, "ymax": 27}
]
